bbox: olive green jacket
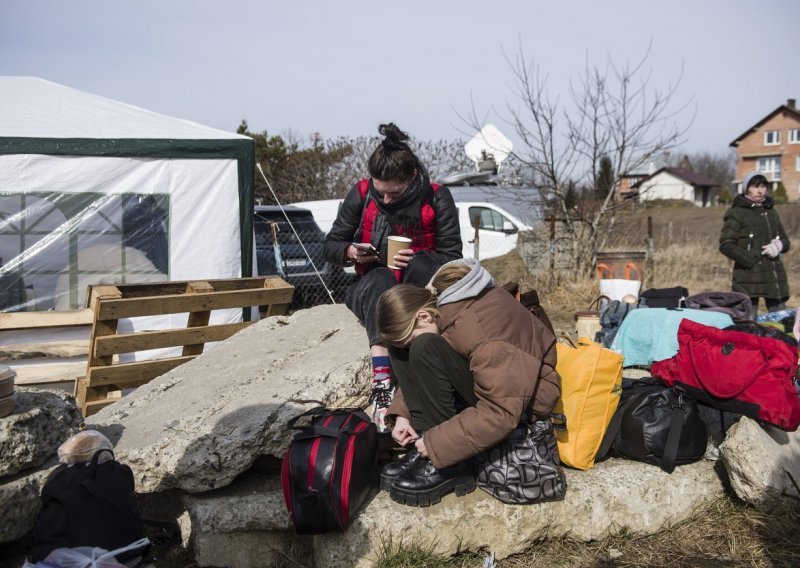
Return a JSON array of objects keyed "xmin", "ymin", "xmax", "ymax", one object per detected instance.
[{"xmin": 719, "ymin": 195, "xmax": 789, "ymax": 299}]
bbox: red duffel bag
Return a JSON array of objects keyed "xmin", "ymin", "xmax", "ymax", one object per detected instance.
[{"xmin": 651, "ymin": 319, "xmax": 800, "ymax": 431}]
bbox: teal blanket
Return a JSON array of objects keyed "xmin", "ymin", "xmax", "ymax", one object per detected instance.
[{"xmin": 611, "ymin": 308, "xmax": 733, "ymax": 367}]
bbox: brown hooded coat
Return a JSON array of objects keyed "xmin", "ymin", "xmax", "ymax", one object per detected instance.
[{"xmin": 387, "ymin": 286, "xmax": 560, "ymax": 468}]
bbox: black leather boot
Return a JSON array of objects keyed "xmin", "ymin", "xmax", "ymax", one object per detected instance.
[
  {"xmin": 389, "ymin": 457, "xmax": 475, "ymax": 507},
  {"xmin": 379, "ymin": 447, "xmax": 423, "ymax": 490}
]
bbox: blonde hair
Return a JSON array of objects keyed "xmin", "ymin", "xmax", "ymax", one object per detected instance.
[
  {"xmin": 377, "ymin": 285, "xmax": 439, "ymax": 346},
  {"xmin": 427, "ymin": 262, "xmax": 471, "ymax": 296}
]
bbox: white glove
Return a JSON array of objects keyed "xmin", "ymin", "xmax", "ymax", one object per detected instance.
[
  {"xmin": 794, "ymin": 309, "xmax": 800, "ymax": 339},
  {"xmin": 761, "ymin": 239, "xmax": 783, "ymax": 258}
]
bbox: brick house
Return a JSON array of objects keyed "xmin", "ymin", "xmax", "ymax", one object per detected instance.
[{"xmin": 730, "ymin": 98, "xmax": 800, "ymax": 200}]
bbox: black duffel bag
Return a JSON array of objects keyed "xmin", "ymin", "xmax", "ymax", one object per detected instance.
[
  {"xmin": 597, "ymin": 377, "xmax": 707, "ymax": 473},
  {"xmin": 281, "ymin": 407, "xmax": 377, "ymax": 534}
]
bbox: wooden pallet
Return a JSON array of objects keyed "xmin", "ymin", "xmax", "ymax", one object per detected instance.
[{"xmin": 75, "ymin": 276, "xmax": 293, "ymax": 416}]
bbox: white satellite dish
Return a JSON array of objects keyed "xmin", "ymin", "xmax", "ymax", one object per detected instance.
[{"xmin": 464, "ymin": 124, "xmax": 513, "ymax": 172}]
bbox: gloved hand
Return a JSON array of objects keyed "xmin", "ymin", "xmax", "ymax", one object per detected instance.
[
  {"xmin": 761, "ymin": 239, "xmax": 783, "ymax": 258},
  {"xmin": 794, "ymin": 309, "xmax": 800, "ymax": 340}
]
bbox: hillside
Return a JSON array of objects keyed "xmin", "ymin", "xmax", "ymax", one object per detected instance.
[{"xmin": 483, "ymin": 202, "xmax": 800, "ymax": 336}]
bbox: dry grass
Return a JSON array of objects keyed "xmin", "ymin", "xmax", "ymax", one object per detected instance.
[
  {"xmin": 498, "ymin": 498, "xmax": 800, "ymax": 568},
  {"xmin": 483, "ymin": 202, "xmax": 800, "ymax": 337}
]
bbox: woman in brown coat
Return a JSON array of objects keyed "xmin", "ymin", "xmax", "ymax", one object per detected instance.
[{"xmin": 376, "ymin": 258, "xmax": 560, "ymax": 506}]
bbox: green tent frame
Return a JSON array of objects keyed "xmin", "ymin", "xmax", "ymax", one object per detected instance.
[{"xmin": 0, "ymin": 136, "xmax": 256, "ymax": 280}]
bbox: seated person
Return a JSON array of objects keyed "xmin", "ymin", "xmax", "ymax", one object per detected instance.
[{"xmin": 375, "ymin": 258, "xmax": 560, "ymax": 506}]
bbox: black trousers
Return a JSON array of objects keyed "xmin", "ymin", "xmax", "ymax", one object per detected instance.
[
  {"xmin": 345, "ymin": 252, "xmax": 443, "ymax": 346},
  {"xmin": 389, "ymin": 333, "xmax": 478, "ymax": 432},
  {"xmin": 749, "ymin": 297, "xmax": 787, "ymax": 319}
]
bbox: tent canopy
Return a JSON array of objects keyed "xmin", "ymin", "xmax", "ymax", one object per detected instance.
[
  {"xmin": 0, "ymin": 77, "xmax": 255, "ymax": 318},
  {"xmin": 0, "ymin": 76, "xmax": 246, "ymax": 139}
]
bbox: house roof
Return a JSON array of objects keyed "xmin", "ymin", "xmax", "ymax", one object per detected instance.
[
  {"xmin": 632, "ymin": 167, "xmax": 720, "ymax": 189},
  {"xmin": 729, "ymin": 101, "xmax": 800, "ymax": 147},
  {"xmin": 0, "ymin": 76, "xmax": 248, "ymax": 140}
]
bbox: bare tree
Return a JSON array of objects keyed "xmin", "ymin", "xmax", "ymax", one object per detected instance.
[
  {"xmin": 246, "ymin": 125, "xmax": 535, "ymax": 205},
  {"xmin": 464, "ymin": 43, "xmax": 693, "ymax": 275},
  {"xmin": 323, "ymin": 135, "xmax": 487, "ymax": 197}
]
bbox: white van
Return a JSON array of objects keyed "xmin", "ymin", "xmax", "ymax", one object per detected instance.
[
  {"xmin": 456, "ymin": 201, "xmax": 531, "ymax": 260},
  {"xmin": 289, "ymin": 199, "xmax": 342, "ymax": 234},
  {"xmin": 291, "ymin": 198, "xmax": 531, "ymax": 261}
]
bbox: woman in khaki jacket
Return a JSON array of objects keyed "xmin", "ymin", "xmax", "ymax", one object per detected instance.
[{"xmin": 376, "ymin": 258, "xmax": 560, "ymax": 506}]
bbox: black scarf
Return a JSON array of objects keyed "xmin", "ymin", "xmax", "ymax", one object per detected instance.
[
  {"xmin": 366, "ymin": 170, "xmax": 434, "ymax": 247},
  {"xmin": 734, "ymin": 194, "xmax": 773, "ymax": 209}
]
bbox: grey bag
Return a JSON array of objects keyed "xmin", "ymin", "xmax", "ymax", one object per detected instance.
[
  {"xmin": 684, "ymin": 292, "xmax": 752, "ymax": 320},
  {"xmin": 595, "ymin": 300, "xmax": 637, "ymax": 347},
  {"xmin": 474, "ymin": 418, "xmax": 567, "ymax": 504}
]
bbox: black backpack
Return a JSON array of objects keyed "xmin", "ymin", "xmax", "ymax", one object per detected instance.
[
  {"xmin": 281, "ymin": 407, "xmax": 378, "ymax": 534},
  {"xmin": 31, "ymin": 449, "xmax": 180, "ymax": 563},
  {"xmin": 31, "ymin": 450, "xmax": 146, "ymax": 562}
]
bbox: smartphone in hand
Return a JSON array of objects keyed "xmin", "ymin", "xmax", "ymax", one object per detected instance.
[{"xmin": 352, "ymin": 242, "xmax": 379, "ymax": 255}]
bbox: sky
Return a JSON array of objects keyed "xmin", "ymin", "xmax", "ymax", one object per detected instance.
[{"xmin": 2, "ymin": 0, "xmax": 799, "ymax": 157}]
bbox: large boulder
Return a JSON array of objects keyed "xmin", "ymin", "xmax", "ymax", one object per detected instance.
[
  {"xmin": 0, "ymin": 464, "xmax": 56, "ymax": 543},
  {"xmin": 87, "ymin": 305, "xmax": 372, "ymax": 494},
  {"xmin": 314, "ymin": 458, "xmax": 724, "ymax": 567},
  {"xmin": 720, "ymin": 416, "xmax": 800, "ymax": 509},
  {"xmin": 0, "ymin": 388, "xmax": 83, "ymax": 478},
  {"xmin": 178, "ymin": 467, "xmax": 310, "ymax": 568},
  {"xmin": 178, "ymin": 457, "xmax": 723, "ymax": 568}
]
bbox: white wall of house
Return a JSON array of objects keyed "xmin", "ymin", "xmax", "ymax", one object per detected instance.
[{"xmin": 638, "ymin": 172, "xmax": 697, "ymax": 204}]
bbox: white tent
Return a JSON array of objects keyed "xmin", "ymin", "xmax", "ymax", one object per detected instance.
[{"xmin": 0, "ymin": 77, "xmax": 255, "ymax": 321}]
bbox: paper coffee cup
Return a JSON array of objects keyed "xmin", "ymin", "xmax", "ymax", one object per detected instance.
[{"xmin": 386, "ymin": 236, "xmax": 412, "ymax": 270}]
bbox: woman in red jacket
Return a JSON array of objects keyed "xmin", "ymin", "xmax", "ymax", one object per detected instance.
[{"xmin": 376, "ymin": 258, "xmax": 560, "ymax": 506}]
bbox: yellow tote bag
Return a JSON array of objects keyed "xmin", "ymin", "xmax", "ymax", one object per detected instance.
[{"xmin": 553, "ymin": 338, "xmax": 623, "ymax": 470}]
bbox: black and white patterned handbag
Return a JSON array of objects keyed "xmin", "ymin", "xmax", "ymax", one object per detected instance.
[{"xmin": 475, "ymin": 418, "xmax": 567, "ymax": 504}]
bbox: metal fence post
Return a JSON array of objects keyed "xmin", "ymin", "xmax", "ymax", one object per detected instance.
[{"xmin": 645, "ymin": 216, "xmax": 654, "ymax": 288}]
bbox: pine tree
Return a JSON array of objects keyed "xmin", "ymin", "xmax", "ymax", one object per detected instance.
[{"xmin": 596, "ymin": 156, "xmax": 614, "ymax": 199}]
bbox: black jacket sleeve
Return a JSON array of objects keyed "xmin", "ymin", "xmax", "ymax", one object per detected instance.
[
  {"xmin": 323, "ymin": 183, "xmax": 364, "ymax": 266},
  {"xmin": 428, "ymin": 186, "xmax": 463, "ymax": 264},
  {"xmin": 775, "ymin": 212, "xmax": 791, "ymax": 254},
  {"xmin": 719, "ymin": 209, "xmax": 760, "ymax": 269}
]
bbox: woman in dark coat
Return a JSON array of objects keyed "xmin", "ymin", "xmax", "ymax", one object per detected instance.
[{"xmin": 719, "ymin": 172, "xmax": 790, "ymax": 318}]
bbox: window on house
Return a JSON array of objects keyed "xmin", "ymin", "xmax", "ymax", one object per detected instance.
[
  {"xmin": 790, "ymin": 129, "xmax": 800, "ymax": 144},
  {"xmin": 757, "ymin": 156, "xmax": 782, "ymax": 180},
  {"xmin": 796, "ymin": 155, "xmax": 800, "ymax": 172},
  {"xmin": 764, "ymin": 130, "xmax": 781, "ymax": 145}
]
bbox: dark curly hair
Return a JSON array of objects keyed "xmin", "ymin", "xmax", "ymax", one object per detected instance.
[{"xmin": 367, "ymin": 123, "xmax": 418, "ymax": 182}]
